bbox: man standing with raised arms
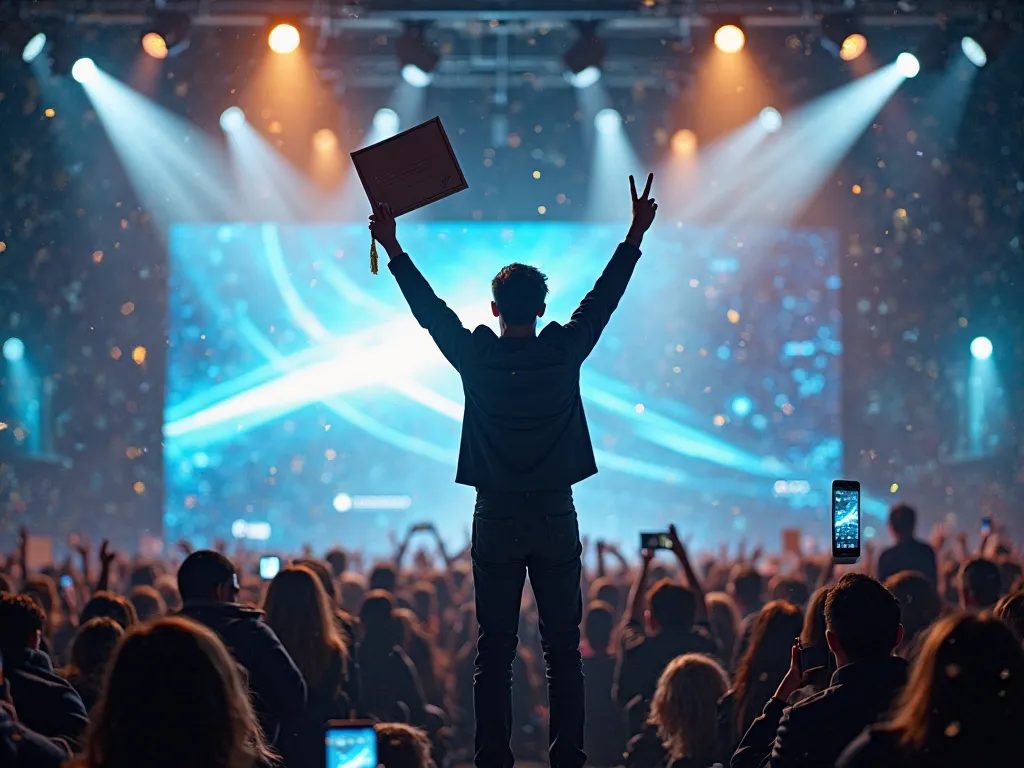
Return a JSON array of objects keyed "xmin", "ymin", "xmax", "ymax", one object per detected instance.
[{"xmin": 370, "ymin": 173, "xmax": 658, "ymax": 768}]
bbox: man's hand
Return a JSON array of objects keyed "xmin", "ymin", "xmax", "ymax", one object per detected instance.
[
  {"xmin": 626, "ymin": 173, "xmax": 657, "ymax": 247},
  {"xmin": 774, "ymin": 640, "xmax": 805, "ymax": 702},
  {"xmin": 99, "ymin": 539, "xmax": 116, "ymax": 568},
  {"xmin": 668, "ymin": 523, "xmax": 686, "ymax": 562},
  {"xmin": 369, "ymin": 202, "xmax": 401, "ymax": 255}
]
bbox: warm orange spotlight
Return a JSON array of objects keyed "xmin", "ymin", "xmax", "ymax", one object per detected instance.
[
  {"xmin": 269, "ymin": 24, "xmax": 300, "ymax": 54},
  {"xmin": 142, "ymin": 32, "xmax": 168, "ymax": 60},
  {"xmin": 313, "ymin": 128, "xmax": 337, "ymax": 152},
  {"xmin": 714, "ymin": 24, "xmax": 745, "ymax": 54},
  {"xmin": 671, "ymin": 129, "xmax": 698, "ymax": 156},
  {"xmin": 839, "ymin": 33, "xmax": 867, "ymax": 61}
]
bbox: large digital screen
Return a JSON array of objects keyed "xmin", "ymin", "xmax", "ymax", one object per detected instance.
[{"xmin": 164, "ymin": 222, "xmax": 841, "ymax": 551}]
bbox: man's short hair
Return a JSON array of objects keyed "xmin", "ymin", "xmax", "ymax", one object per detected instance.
[
  {"xmin": 325, "ymin": 548, "xmax": 347, "ymax": 578},
  {"xmin": 647, "ymin": 579, "xmax": 697, "ymax": 631},
  {"xmin": 585, "ymin": 600, "xmax": 614, "ymax": 652},
  {"xmin": 177, "ymin": 550, "xmax": 237, "ymax": 603},
  {"xmin": 888, "ymin": 503, "xmax": 917, "ymax": 537},
  {"xmin": 961, "ymin": 558, "xmax": 1003, "ymax": 608},
  {"xmin": 825, "ymin": 573, "xmax": 901, "ymax": 660},
  {"xmin": 491, "ymin": 263, "xmax": 549, "ymax": 325},
  {"xmin": 730, "ymin": 565, "xmax": 763, "ymax": 608},
  {"xmin": 0, "ymin": 593, "xmax": 46, "ymax": 650},
  {"xmin": 769, "ymin": 576, "xmax": 810, "ymax": 608},
  {"xmin": 376, "ymin": 723, "xmax": 435, "ymax": 768},
  {"xmin": 369, "ymin": 563, "xmax": 398, "ymax": 594}
]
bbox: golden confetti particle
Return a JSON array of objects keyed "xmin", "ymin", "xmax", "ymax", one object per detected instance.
[
  {"xmin": 672, "ymin": 366, "xmax": 681, "ymax": 373},
  {"xmin": 133, "ymin": 481, "xmax": 146, "ymax": 495},
  {"xmin": 944, "ymin": 721, "xmax": 960, "ymax": 738},
  {"xmin": 132, "ymin": 346, "xmax": 147, "ymax": 364},
  {"xmin": 120, "ymin": 302, "xmax": 135, "ymax": 316},
  {"xmin": 895, "ymin": 208, "xmax": 907, "ymax": 219},
  {"xmin": 268, "ymin": 120, "xmax": 283, "ymax": 134},
  {"xmin": 537, "ymin": 205, "xmax": 547, "ymax": 215},
  {"xmin": 675, "ymin": 344, "xmax": 684, "ymax": 352},
  {"xmin": 0, "ymin": 422, "xmax": 7, "ymax": 431},
  {"xmin": 689, "ymin": 279, "xmax": 699, "ymax": 287},
  {"xmin": 852, "ymin": 184, "xmax": 862, "ymax": 195},
  {"xmin": 946, "ymin": 663, "xmax": 961, "ymax": 678},
  {"xmin": 111, "ymin": 346, "xmax": 122, "ymax": 360},
  {"xmin": 958, "ymin": 317, "xmax": 968, "ymax": 327},
  {"xmin": 713, "ymin": 414, "xmax": 726, "ymax": 427},
  {"xmin": 890, "ymin": 483, "xmax": 899, "ymax": 493},
  {"xmin": 634, "ymin": 403, "xmax": 645, "ymax": 414},
  {"xmin": 325, "ymin": 449, "xmax": 337, "ymax": 461},
  {"xmin": 45, "ymin": 108, "xmax": 55, "ymax": 118},
  {"xmin": 92, "ymin": 250, "xmax": 104, "ymax": 263},
  {"xmin": 0, "ymin": 242, "xmax": 6, "ymax": 253},
  {"xmin": 532, "ymin": 170, "xmax": 541, "ymax": 179},
  {"xmin": 1001, "ymin": 668, "xmax": 1011, "ymax": 679},
  {"xmin": 727, "ymin": 309, "xmax": 740, "ymax": 324},
  {"xmin": 184, "ymin": 495, "xmax": 197, "ymax": 509},
  {"xmin": 126, "ymin": 446, "xmax": 142, "ymax": 459}
]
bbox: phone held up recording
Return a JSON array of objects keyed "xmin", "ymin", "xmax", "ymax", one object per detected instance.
[
  {"xmin": 325, "ymin": 721, "xmax": 377, "ymax": 768},
  {"xmin": 831, "ymin": 479, "xmax": 861, "ymax": 564},
  {"xmin": 639, "ymin": 531, "xmax": 673, "ymax": 551}
]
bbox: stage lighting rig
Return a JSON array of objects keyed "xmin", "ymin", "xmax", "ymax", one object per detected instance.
[
  {"xmin": 397, "ymin": 23, "xmax": 440, "ymax": 88},
  {"xmin": 142, "ymin": 10, "xmax": 191, "ymax": 59},
  {"xmin": 820, "ymin": 15, "xmax": 867, "ymax": 61},
  {"xmin": 713, "ymin": 18, "xmax": 746, "ymax": 54},
  {"xmin": 961, "ymin": 18, "xmax": 1013, "ymax": 68},
  {"xmin": 269, "ymin": 22, "xmax": 300, "ymax": 54},
  {"xmin": 563, "ymin": 21, "xmax": 606, "ymax": 88}
]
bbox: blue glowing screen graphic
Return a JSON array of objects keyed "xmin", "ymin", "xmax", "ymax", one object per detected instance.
[{"xmin": 165, "ymin": 222, "xmax": 841, "ymax": 550}]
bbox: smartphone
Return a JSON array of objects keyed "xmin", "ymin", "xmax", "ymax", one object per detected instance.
[
  {"xmin": 259, "ymin": 555, "xmax": 281, "ymax": 580},
  {"xmin": 325, "ymin": 721, "xmax": 377, "ymax": 768},
  {"xmin": 639, "ymin": 531, "xmax": 673, "ymax": 551},
  {"xmin": 831, "ymin": 480, "xmax": 861, "ymax": 563},
  {"xmin": 60, "ymin": 574, "xmax": 74, "ymax": 590},
  {"xmin": 981, "ymin": 517, "xmax": 992, "ymax": 535}
]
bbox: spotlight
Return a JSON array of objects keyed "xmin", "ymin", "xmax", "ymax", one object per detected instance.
[
  {"xmin": 313, "ymin": 128, "xmax": 337, "ymax": 152},
  {"xmin": 970, "ymin": 336, "xmax": 993, "ymax": 361},
  {"xmin": 373, "ymin": 108, "xmax": 400, "ymax": 135},
  {"xmin": 564, "ymin": 21, "xmax": 606, "ymax": 88},
  {"xmin": 962, "ymin": 21, "xmax": 1012, "ymax": 68},
  {"xmin": 333, "ymin": 493, "xmax": 353, "ymax": 513},
  {"xmin": 71, "ymin": 57, "xmax": 97, "ymax": 84},
  {"xmin": 961, "ymin": 37, "xmax": 987, "ymax": 68},
  {"xmin": 396, "ymin": 24, "xmax": 439, "ymax": 88},
  {"xmin": 269, "ymin": 23, "xmax": 300, "ymax": 55},
  {"xmin": 671, "ymin": 129, "xmax": 698, "ymax": 156},
  {"xmin": 23, "ymin": 32, "xmax": 47, "ymax": 63},
  {"xmin": 1, "ymin": 20, "xmax": 47, "ymax": 64},
  {"xmin": 2, "ymin": 337, "xmax": 24, "ymax": 362},
  {"xmin": 821, "ymin": 15, "xmax": 867, "ymax": 61},
  {"xmin": 759, "ymin": 106, "xmax": 782, "ymax": 133},
  {"xmin": 896, "ymin": 52, "xmax": 920, "ymax": 78},
  {"xmin": 142, "ymin": 11, "xmax": 191, "ymax": 59},
  {"xmin": 714, "ymin": 22, "xmax": 745, "ymax": 54},
  {"xmin": 219, "ymin": 107, "xmax": 246, "ymax": 133},
  {"xmin": 594, "ymin": 108, "xmax": 622, "ymax": 135}
]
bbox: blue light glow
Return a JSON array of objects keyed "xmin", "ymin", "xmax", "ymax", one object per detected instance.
[
  {"xmin": 23, "ymin": 33, "xmax": 47, "ymax": 63},
  {"xmin": 71, "ymin": 58, "xmax": 98, "ymax": 84},
  {"xmin": 373, "ymin": 108, "xmax": 400, "ymax": 136},
  {"xmin": 566, "ymin": 66, "xmax": 602, "ymax": 89},
  {"xmin": 595, "ymin": 108, "xmax": 622, "ymax": 135},
  {"xmin": 896, "ymin": 53, "xmax": 920, "ymax": 78},
  {"xmin": 2, "ymin": 337, "xmax": 25, "ymax": 362},
  {"xmin": 731, "ymin": 396, "xmax": 753, "ymax": 417},
  {"xmin": 970, "ymin": 336, "xmax": 993, "ymax": 360},
  {"xmin": 961, "ymin": 36, "xmax": 987, "ymax": 68},
  {"xmin": 219, "ymin": 107, "xmax": 245, "ymax": 133},
  {"xmin": 759, "ymin": 106, "xmax": 783, "ymax": 133},
  {"xmin": 401, "ymin": 64, "xmax": 433, "ymax": 88}
]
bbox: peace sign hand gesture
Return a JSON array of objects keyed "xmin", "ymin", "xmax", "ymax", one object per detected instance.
[{"xmin": 626, "ymin": 173, "xmax": 657, "ymax": 246}]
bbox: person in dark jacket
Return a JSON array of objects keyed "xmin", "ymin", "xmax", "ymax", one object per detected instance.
[
  {"xmin": 0, "ymin": 594, "xmax": 89, "ymax": 750},
  {"xmin": 0, "ymin": 693, "xmax": 69, "ymax": 768},
  {"xmin": 731, "ymin": 573, "xmax": 907, "ymax": 768},
  {"xmin": 876, "ymin": 503, "xmax": 937, "ymax": 585},
  {"xmin": 177, "ymin": 550, "xmax": 306, "ymax": 745},
  {"xmin": 359, "ymin": 591, "xmax": 428, "ymax": 727}
]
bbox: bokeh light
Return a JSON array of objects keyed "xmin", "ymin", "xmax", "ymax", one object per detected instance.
[
  {"xmin": 268, "ymin": 24, "xmax": 300, "ymax": 55},
  {"xmin": 714, "ymin": 25, "xmax": 746, "ymax": 54},
  {"xmin": 2, "ymin": 337, "xmax": 25, "ymax": 362},
  {"xmin": 961, "ymin": 36, "xmax": 987, "ymax": 68},
  {"xmin": 896, "ymin": 52, "xmax": 920, "ymax": 78},
  {"xmin": 840, "ymin": 33, "xmax": 868, "ymax": 62},
  {"xmin": 373, "ymin": 108, "xmax": 400, "ymax": 135},
  {"xmin": 22, "ymin": 33, "xmax": 47, "ymax": 63},
  {"xmin": 401, "ymin": 64, "xmax": 433, "ymax": 88},
  {"xmin": 313, "ymin": 128, "xmax": 337, "ymax": 152},
  {"xmin": 565, "ymin": 65, "xmax": 602, "ymax": 89},
  {"xmin": 671, "ymin": 129, "xmax": 698, "ymax": 156},
  {"xmin": 142, "ymin": 32, "xmax": 169, "ymax": 60},
  {"xmin": 759, "ymin": 106, "xmax": 783, "ymax": 133},
  {"xmin": 219, "ymin": 107, "xmax": 246, "ymax": 133},
  {"xmin": 970, "ymin": 336, "xmax": 993, "ymax": 360}
]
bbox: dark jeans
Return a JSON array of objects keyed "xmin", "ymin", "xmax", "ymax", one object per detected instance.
[{"xmin": 472, "ymin": 488, "xmax": 585, "ymax": 768}]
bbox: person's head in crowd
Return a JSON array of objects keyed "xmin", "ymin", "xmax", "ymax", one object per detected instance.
[
  {"xmin": 340, "ymin": 573, "xmax": 367, "ymax": 615},
  {"xmin": 588, "ymin": 577, "xmax": 622, "ymax": 613},
  {"xmin": 0, "ymin": 573, "xmax": 13, "ymax": 594},
  {"xmin": 646, "ymin": 578, "xmax": 697, "ymax": 634},
  {"xmin": 263, "ymin": 565, "xmax": 348, "ymax": 685},
  {"xmin": 1000, "ymin": 560, "xmax": 1023, "ymax": 595},
  {"xmin": 729, "ymin": 565, "xmax": 764, "ymax": 615},
  {"xmin": 324, "ymin": 548, "xmax": 347, "ymax": 578},
  {"xmin": 888, "ymin": 502, "xmax": 917, "ymax": 542},
  {"xmin": 879, "ymin": 613, "xmax": 1024, "ymax": 763},
  {"xmin": 0, "ymin": 593, "xmax": 45, "ymax": 651},
  {"xmin": 375, "ymin": 722, "xmax": 436, "ymax": 768},
  {"xmin": 78, "ymin": 617, "xmax": 272, "ymax": 768},
  {"xmin": 704, "ymin": 592, "xmax": 740, "ymax": 667},
  {"xmin": 491, "ymin": 262, "xmax": 549, "ymax": 330},
  {"xmin": 369, "ymin": 563, "xmax": 399, "ymax": 594},
  {"xmin": 584, "ymin": 600, "xmax": 614, "ymax": 655},
  {"xmin": 769, "ymin": 575, "xmax": 810, "ymax": 609},
  {"xmin": 825, "ymin": 573, "xmax": 902, "ymax": 666},
  {"xmin": 360, "ymin": 590, "xmax": 401, "ymax": 648},
  {"xmin": 884, "ymin": 571, "xmax": 942, "ymax": 657},
  {"xmin": 959, "ymin": 557, "xmax": 1003, "ymax": 611},
  {"xmin": 411, "ymin": 581, "xmax": 437, "ymax": 627},
  {"xmin": 129, "ymin": 585, "xmax": 166, "ymax": 622},
  {"xmin": 994, "ymin": 590, "xmax": 1024, "ymax": 640},
  {"xmin": 733, "ymin": 600, "xmax": 803, "ymax": 731},
  {"xmin": 292, "ymin": 558, "xmax": 339, "ymax": 605},
  {"xmin": 177, "ymin": 550, "xmax": 239, "ymax": 604},
  {"xmin": 66, "ymin": 617, "xmax": 124, "ymax": 684},
  {"xmin": 80, "ymin": 592, "xmax": 138, "ymax": 630},
  {"xmin": 154, "ymin": 573, "xmax": 182, "ymax": 612},
  {"xmin": 129, "ymin": 563, "xmax": 158, "ymax": 588},
  {"xmin": 649, "ymin": 653, "xmax": 730, "ymax": 767},
  {"xmin": 21, "ymin": 575, "xmax": 59, "ymax": 629}
]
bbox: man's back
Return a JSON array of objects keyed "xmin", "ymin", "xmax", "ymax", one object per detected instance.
[{"xmin": 877, "ymin": 538, "xmax": 937, "ymax": 584}]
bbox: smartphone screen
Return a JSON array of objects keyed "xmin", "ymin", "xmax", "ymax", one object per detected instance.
[
  {"xmin": 60, "ymin": 574, "xmax": 74, "ymax": 589},
  {"xmin": 325, "ymin": 722, "xmax": 377, "ymax": 768},
  {"xmin": 259, "ymin": 556, "xmax": 281, "ymax": 580},
  {"xmin": 831, "ymin": 480, "xmax": 861, "ymax": 560},
  {"xmin": 981, "ymin": 517, "xmax": 992, "ymax": 535},
  {"xmin": 639, "ymin": 532, "xmax": 673, "ymax": 551}
]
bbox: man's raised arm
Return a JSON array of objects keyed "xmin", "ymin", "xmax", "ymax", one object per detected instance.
[
  {"xmin": 370, "ymin": 202, "xmax": 471, "ymax": 371},
  {"xmin": 565, "ymin": 173, "xmax": 658, "ymax": 362}
]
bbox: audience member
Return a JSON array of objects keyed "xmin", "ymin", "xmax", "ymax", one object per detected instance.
[
  {"xmin": 838, "ymin": 614, "xmax": 1024, "ymax": 768},
  {"xmin": 704, "ymin": 593, "xmax": 740, "ymax": 674},
  {"xmin": 128, "ymin": 585, "xmax": 166, "ymax": 622},
  {"xmin": 79, "ymin": 593, "xmax": 137, "ymax": 630},
  {"xmin": 768, "ymin": 577, "xmax": 810, "ymax": 610},
  {"xmin": 376, "ymin": 722, "xmax": 436, "ymax": 768},
  {"xmin": 788, "ymin": 586, "xmax": 832, "ymax": 703},
  {"xmin": 648, "ymin": 654, "xmax": 731, "ymax": 768},
  {"xmin": 0, "ymin": 594, "xmax": 89, "ymax": 749},
  {"xmin": 729, "ymin": 565, "xmax": 765, "ymax": 670},
  {"xmin": 732, "ymin": 573, "xmax": 906, "ymax": 768},
  {"xmin": 359, "ymin": 590, "xmax": 427, "ymax": 726},
  {"xmin": 883, "ymin": 571, "xmax": 942, "ymax": 659},
  {"xmin": 72, "ymin": 617, "xmax": 274, "ymax": 768},
  {"xmin": 177, "ymin": 550, "xmax": 306, "ymax": 744},
  {"xmin": 62, "ymin": 618, "xmax": 124, "ymax": 713},
  {"xmin": 877, "ymin": 504, "xmax": 937, "ymax": 585},
  {"xmin": 0, "ymin": 671, "xmax": 69, "ymax": 768},
  {"xmin": 582, "ymin": 601, "xmax": 627, "ymax": 767},
  {"xmin": 959, "ymin": 557, "xmax": 1003, "ymax": 610},
  {"xmin": 994, "ymin": 590, "xmax": 1024, "ymax": 639}
]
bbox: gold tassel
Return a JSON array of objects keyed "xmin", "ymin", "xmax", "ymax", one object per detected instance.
[{"xmin": 370, "ymin": 237, "xmax": 378, "ymax": 275}]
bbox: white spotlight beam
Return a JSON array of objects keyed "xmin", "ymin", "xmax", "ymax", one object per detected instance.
[
  {"xmin": 225, "ymin": 120, "xmax": 316, "ymax": 221},
  {"xmin": 578, "ymin": 85, "xmax": 641, "ymax": 224}
]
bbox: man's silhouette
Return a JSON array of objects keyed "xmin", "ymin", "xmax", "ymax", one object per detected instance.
[{"xmin": 370, "ymin": 173, "xmax": 658, "ymax": 768}]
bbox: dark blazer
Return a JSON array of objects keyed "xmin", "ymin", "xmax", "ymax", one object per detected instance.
[
  {"xmin": 1, "ymin": 647, "xmax": 89, "ymax": 750},
  {"xmin": 0, "ymin": 699, "xmax": 69, "ymax": 768},
  {"xmin": 731, "ymin": 657, "xmax": 908, "ymax": 768}
]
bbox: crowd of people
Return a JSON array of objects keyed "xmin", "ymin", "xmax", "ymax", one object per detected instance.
[{"xmin": 2, "ymin": 502, "xmax": 1023, "ymax": 768}]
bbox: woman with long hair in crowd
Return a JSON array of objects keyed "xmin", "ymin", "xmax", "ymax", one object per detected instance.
[
  {"xmin": 883, "ymin": 571, "xmax": 943, "ymax": 660},
  {"xmin": 787, "ymin": 586, "xmax": 833, "ymax": 702},
  {"xmin": 724, "ymin": 600, "xmax": 803, "ymax": 745},
  {"xmin": 62, "ymin": 617, "xmax": 124, "ymax": 712},
  {"xmin": 74, "ymin": 616, "xmax": 273, "ymax": 768},
  {"xmin": 838, "ymin": 613, "xmax": 1024, "ymax": 768},
  {"xmin": 263, "ymin": 564, "xmax": 353, "ymax": 768},
  {"xmin": 704, "ymin": 592, "xmax": 740, "ymax": 673}
]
